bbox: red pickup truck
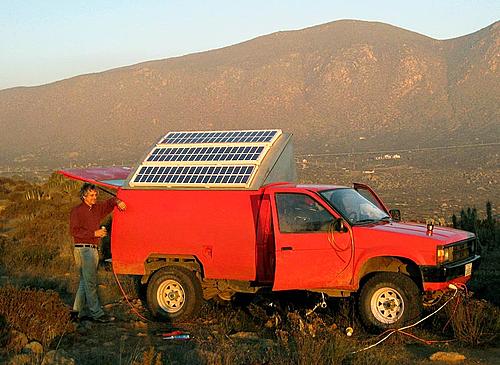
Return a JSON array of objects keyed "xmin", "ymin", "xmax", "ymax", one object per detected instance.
[{"xmin": 59, "ymin": 129, "xmax": 479, "ymax": 330}]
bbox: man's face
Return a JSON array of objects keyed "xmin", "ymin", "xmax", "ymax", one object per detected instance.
[{"xmin": 83, "ymin": 189, "xmax": 98, "ymax": 207}]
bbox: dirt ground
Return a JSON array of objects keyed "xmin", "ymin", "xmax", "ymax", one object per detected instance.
[
  {"xmin": 44, "ymin": 269, "xmax": 499, "ymax": 365},
  {"xmin": 53, "ymin": 297, "xmax": 499, "ymax": 365}
]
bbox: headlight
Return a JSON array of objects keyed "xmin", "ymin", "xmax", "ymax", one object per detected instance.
[{"xmin": 437, "ymin": 245, "xmax": 454, "ymax": 264}]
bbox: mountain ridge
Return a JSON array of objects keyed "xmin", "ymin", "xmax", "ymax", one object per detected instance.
[{"xmin": 0, "ymin": 19, "xmax": 498, "ymax": 167}]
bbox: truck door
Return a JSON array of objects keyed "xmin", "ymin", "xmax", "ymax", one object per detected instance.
[{"xmin": 271, "ymin": 191, "xmax": 353, "ymax": 291}]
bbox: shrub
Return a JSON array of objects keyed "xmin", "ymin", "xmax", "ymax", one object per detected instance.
[
  {"xmin": 445, "ymin": 294, "xmax": 499, "ymax": 347},
  {"xmin": 0, "ymin": 285, "xmax": 74, "ymax": 349},
  {"xmin": 452, "ymin": 202, "xmax": 498, "ymax": 252}
]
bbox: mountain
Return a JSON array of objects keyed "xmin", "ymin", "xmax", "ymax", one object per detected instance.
[{"xmin": 0, "ymin": 20, "xmax": 498, "ymax": 168}]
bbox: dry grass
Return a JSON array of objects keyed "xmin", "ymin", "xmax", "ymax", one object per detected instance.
[
  {"xmin": 0, "ymin": 285, "xmax": 74, "ymax": 351},
  {"xmin": 0, "ymin": 314, "xmax": 9, "ymax": 351},
  {"xmin": 130, "ymin": 347, "xmax": 162, "ymax": 365},
  {"xmin": 445, "ymin": 294, "xmax": 500, "ymax": 347}
]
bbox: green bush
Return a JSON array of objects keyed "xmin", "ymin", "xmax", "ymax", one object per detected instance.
[{"xmin": 452, "ymin": 202, "xmax": 498, "ymax": 252}]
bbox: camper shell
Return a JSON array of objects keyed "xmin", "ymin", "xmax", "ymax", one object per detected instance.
[{"xmin": 59, "ymin": 129, "xmax": 480, "ymax": 330}]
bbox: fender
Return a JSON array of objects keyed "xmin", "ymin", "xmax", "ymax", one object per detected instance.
[
  {"xmin": 141, "ymin": 254, "xmax": 203, "ymax": 284},
  {"xmin": 353, "ymin": 249, "xmax": 426, "ymax": 290}
]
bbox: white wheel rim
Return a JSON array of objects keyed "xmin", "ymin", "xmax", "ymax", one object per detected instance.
[
  {"xmin": 370, "ymin": 287, "xmax": 404, "ymax": 324},
  {"xmin": 157, "ymin": 279, "xmax": 185, "ymax": 313}
]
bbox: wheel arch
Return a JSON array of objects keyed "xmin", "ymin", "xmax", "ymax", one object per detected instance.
[
  {"xmin": 141, "ymin": 254, "xmax": 204, "ymax": 284},
  {"xmin": 356, "ymin": 256, "xmax": 423, "ymax": 291}
]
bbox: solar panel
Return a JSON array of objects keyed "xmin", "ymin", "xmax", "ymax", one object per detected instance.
[
  {"xmin": 129, "ymin": 129, "xmax": 284, "ymax": 188},
  {"xmin": 160, "ymin": 130, "xmax": 280, "ymax": 145},
  {"xmin": 131, "ymin": 165, "xmax": 256, "ymax": 187},
  {"xmin": 146, "ymin": 145, "xmax": 265, "ymax": 163}
]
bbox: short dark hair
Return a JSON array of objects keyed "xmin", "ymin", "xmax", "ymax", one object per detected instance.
[{"xmin": 79, "ymin": 183, "xmax": 97, "ymax": 200}]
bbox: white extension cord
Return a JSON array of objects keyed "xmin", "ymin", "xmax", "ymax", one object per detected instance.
[{"xmin": 351, "ymin": 283, "xmax": 460, "ymax": 354}]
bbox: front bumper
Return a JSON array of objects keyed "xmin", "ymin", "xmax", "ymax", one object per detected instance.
[{"xmin": 420, "ymin": 255, "xmax": 481, "ymax": 290}]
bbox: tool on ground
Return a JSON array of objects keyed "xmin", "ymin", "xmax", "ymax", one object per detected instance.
[{"xmin": 161, "ymin": 331, "xmax": 190, "ymax": 340}]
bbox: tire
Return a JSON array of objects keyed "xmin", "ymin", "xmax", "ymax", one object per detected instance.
[
  {"xmin": 146, "ymin": 266, "xmax": 202, "ymax": 322},
  {"xmin": 358, "ymin": 272, "xmax": 422, "ymax": 332}
]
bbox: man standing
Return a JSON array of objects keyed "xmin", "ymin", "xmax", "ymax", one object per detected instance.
[{"xmin": 70, "ymin": 183, "xmax": 126, "ymax": 322}]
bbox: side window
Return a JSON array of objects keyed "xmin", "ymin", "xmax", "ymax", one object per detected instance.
[{"xmin": 275, "ymin": 193, "xmax": 333, "ymax": 233}]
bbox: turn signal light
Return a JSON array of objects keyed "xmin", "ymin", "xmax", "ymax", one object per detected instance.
[{"xmin": 437, "ymin": 245, "xmax": 454, "ymax": 264}]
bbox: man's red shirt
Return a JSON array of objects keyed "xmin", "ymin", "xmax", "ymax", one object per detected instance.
[{"xmin": 70, "ymin": 198, "xmax": 117, "ymax": 245}]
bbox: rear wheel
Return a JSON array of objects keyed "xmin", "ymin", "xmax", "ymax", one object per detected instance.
[
  {"xmin": 147, "ymin": 266, "xmax": 202, "ymax": 322},
  {"xmin": 358, "ymin": 272, "xmax": 422, "ymax": 331}
]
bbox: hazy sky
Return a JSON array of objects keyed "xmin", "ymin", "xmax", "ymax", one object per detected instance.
[{"xmin": 1, "ymin": 0, "xmax": 498, "ymax": 90}]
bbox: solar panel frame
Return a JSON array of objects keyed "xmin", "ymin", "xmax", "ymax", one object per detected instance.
[
  {"xmin": 158, "ymin": 129, "xmax": 282, "ymax": 145},
  {"xmin": 127, "ymin": 129, "xmax": 285, "ymax": 189}
]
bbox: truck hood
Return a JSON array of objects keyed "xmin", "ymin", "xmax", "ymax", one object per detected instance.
[
  {"xmin": 360, "ymin": 221, "xmax": 474, "ymax": 244},
  {"xmin": 57, "ymin": 167, "xmax": 132, "ymax": 189}
]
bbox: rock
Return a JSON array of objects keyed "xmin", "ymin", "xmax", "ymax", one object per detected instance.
[
  {"xmin": 134, "ymin": 321, "xmax": 147, "ymax": 329},
  {"xmin": 229, "ymin": 332, "xmax": 259, "ymax": 340},
  {"xmin": 6, "ymin": 330, "xmax": 28, "ymax": 353},
  {"xmin": 8, "ymin": 354, "xmax": 32, "ymax": 365},
  {"xmin": 22, "ymin": 341, "xmax": 44, "ymax": 355},
  {"xmin": 41, "ymin": 350, "xmax": 75, "ymax": 365},
  {"xmin": 429, "ymin": 352, "xmax": 466, "ymax": 362}
]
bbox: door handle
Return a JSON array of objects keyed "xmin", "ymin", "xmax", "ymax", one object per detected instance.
[{"xmin": 281, "ymin": 246, "xmax": 293, "ymax": 251}]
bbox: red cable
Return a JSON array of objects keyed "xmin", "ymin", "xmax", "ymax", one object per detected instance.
[{"xmin": 112, "ymin": 269, "xmax": 151, "ymax": 322}]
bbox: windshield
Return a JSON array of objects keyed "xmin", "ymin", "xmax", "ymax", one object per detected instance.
[{"xmin": 319, "ymin": 188, "xmax": 390, "ymax": 225}]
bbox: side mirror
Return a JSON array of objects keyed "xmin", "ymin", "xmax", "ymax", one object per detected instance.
[
  {"xmin": 389, "ymin": 209, "xmax": 401, "ymax": 222},
  {"xmin": 333, "ymin": 218, "xmax": 348, "ymax": 233}
]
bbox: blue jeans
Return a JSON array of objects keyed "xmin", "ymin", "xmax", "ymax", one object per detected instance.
[{"xmin": 73, "ymin": 246, "xmax": 104, "ymax": 319}]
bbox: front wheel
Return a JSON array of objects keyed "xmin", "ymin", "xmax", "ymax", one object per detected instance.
[
  {"xmin": 146, "ymin": 266, "xmax": 202, "ymax": 322},
  {"xmin": 358, "ymin": 272, "xmax": 422, "ymax": 331}
]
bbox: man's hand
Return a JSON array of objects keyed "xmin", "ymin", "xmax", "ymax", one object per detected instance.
[
  {"xmin": 95, "ymin": 228, "xmax": 107, "ymax": 238},
  {"xmin": 117, "ymin": 200, "xmax": 127, "ymax": 211}
]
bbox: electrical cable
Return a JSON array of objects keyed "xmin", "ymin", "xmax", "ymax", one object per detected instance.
[
  {"xmin": 112, "ymin": 268, "xmax": 151, "ymax": 323},
  {"xmin": 350, "ymin": 284, "xmax": 460, "ymax": 354},
  {"xmin": 442, "ymin": 291, "xmax": 462, "ymax": 332},
  {"xmin": 96, "ymin": 188, "xmax": 149, "ymax": 322},
  {"xmin": 327, "ymin": 221, "xmax": 355, "ymax": 274}
]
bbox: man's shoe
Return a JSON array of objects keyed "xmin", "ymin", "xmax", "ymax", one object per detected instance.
[
  {"xmin": 92, "ymin": 314, "xmax": 115, "ymax": 323},
  {"xmin": 69, "ymin": 310, "xmax": 79, "ymax": 321}
]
